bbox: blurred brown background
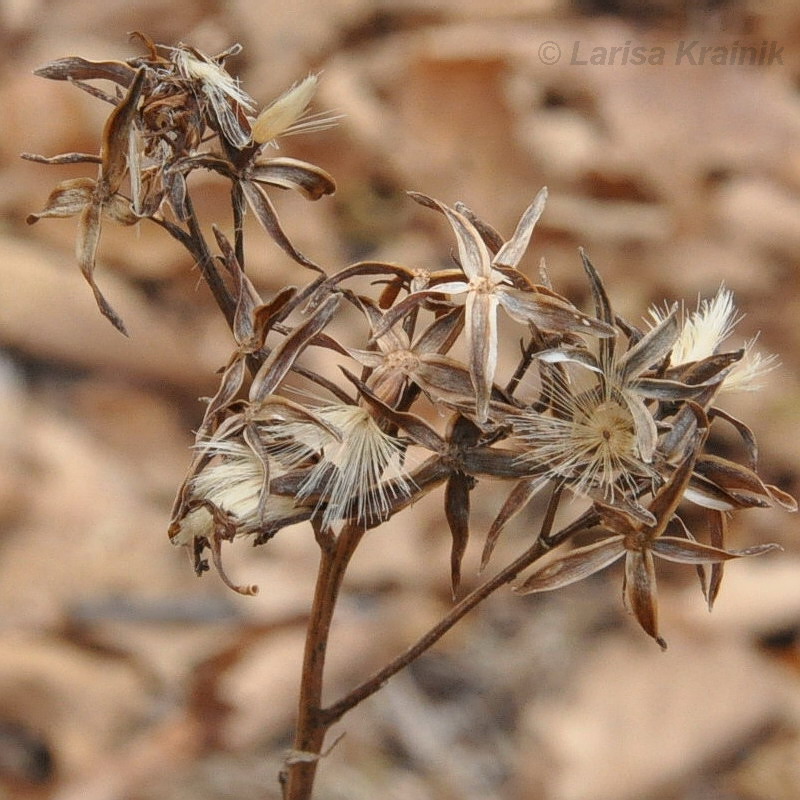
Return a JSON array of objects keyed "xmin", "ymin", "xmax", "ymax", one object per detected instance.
[{"xmin": 2, "ymin": 1, "xmax": 800, "ymax": 798}]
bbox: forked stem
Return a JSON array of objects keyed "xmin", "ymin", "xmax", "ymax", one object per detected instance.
[
  {"xmin": 283, "ymin": 488, "xmax": 589, "ymax": 800},
  {"xmin": 320, "ymin": 535, "xmax": 550, "ymax": 727},
  {"xmin": 322, "ymin": 485, "xmax": 573, "ymax": 726}
]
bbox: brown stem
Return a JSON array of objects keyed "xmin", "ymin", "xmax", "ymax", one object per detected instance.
[
  {"xmin": 151, "ymin": 202, "xmax": 237, "ymax": 331},
  {"xmin": 321, "ymin": 487, "xmax": 586, "ymax": 727},
  {"xmin": 183, "ymin": 194, "xmax": 238, "ymax": 329},
  {"xmin": 231, "ymin": 181, "xmax": 246, "ymax": 269},
  {"xmin": 505, "ymin": 332, "xmax": 541, "ymax": 398},
  {"xmin": 283, "ymin": 521, "xmax": 366, "ymax": 800}
]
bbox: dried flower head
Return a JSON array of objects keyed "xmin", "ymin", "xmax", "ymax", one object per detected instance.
[
  {"xmin": 252, "ymin": 73, "xmax": 341, "ymax": 146},
  {"xmin": 265, "ymin": 401, "xmax": 415, "ymax": 531},
  {"xmin": 25, "ymin": 37, "xmax": 795, "ymax": 669},
  {"xmin": 512, "ymin": 377, "xmax": 656, "ymax": 505},
  {"xmin": 25, "ymin": 38, "xmax": 340, "ymax": 332},
  {"xmin": 650, "ymin": 285, "xmax": 779, "ymax": 392},
  {"xmin": 169, "ymin": 439, "xmax": 298, "ymax": 547},
  {"xmin": 510, "ymin": 254, "xmax": 704, "ymax": 515},
  {"xmin": 516, "ymin": 433, "xmax": 781, "ymax": 649},
  {"xmin": 172, "ymin": 44, "xmax": 255, "ymax": 148},
  {"xmin": 381, "ymin": 190, "xmax": 615, "ymax": 422},
  {"xmin": 25, "ymin": 68, "xmax": 147, "ymax": 334}
]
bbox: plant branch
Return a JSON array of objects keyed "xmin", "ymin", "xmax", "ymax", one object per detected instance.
[
  {"xmin": 231, "ymin": 181, "xmax": 246, "ymax": 269},
  {"xmin": 183, "ymin": 193, "xmax": 238, "ymax": 329},
  {"xmin": 505, "ymin": 331, "xmax": 541, "ymax": 398},
  {"xmin": 150, "ymin": 195, "xmax": 238, "ymax": 330}
]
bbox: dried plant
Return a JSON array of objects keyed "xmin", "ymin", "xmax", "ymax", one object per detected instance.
[{"xmin": 24, "ymin": 35, "xmax": 796, "ymax": 800}]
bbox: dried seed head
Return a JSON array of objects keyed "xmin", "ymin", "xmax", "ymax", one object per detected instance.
[
  {"xmin": 721, "ymin": 336, "xmax": 779, "ymax": 392},
  {"xmin": 172, "ymin": 45, "xmax": 255, "ymax": 148},
  {"xmin": 514, "ymin": 381, "xmax": 651, "ymax": 502},
  {"xmin": 650, "ymin": 286, "xmax": 778, "ymax": 392},
  {"xmin": 252, "ymin": 74, "xmax": 340, "ymax": 145},
  {"xmin": 173, "ymin": 46, "xmax": 255, "ymax": 110},
  {"xmin": 267, "ymin": 403, "xmax": 415, "ymax": 530},
  {"xmin": 169, "ymin": 439, "xmax": 294, "ymax": 546},
  {"xmin": 665, "ymin": 286, "xmax": 740, "ymax": 365}
]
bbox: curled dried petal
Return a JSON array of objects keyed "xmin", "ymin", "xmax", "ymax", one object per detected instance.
[
  {"xmin": 241, "ymin": 181, "xmax": 325, "ymax": 272},
  {"xmin": 249, "ymin": 156, "xmax": 336, "ymax": 200},
  {"xmin": 515, "ymin": 536, "xmax": 625, "ymax": 594},
  {"xmin": 26, "ymin": 178, "xmax": 95, "ymax": 223},
  {"xmin": 624, "ymin": 549, "xmax": 665, "ymax": 649}
]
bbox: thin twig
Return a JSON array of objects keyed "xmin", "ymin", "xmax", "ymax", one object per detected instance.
[
  {"xmin": 231, "ymin": 181, "xmax": 246, "ymax": 269},
  {"xmin": 505, "ymin": 332, "xmax": 540, "ymax": 397},
  {"xmin": 183, "ymin": 193, "xmax": 237, "ymax": 328}
]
